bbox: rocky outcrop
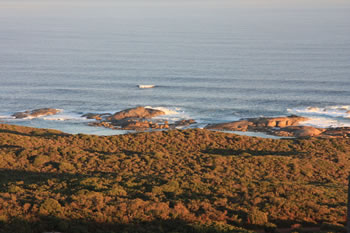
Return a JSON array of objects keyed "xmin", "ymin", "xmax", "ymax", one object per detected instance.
[
  {"xmin": 107, "ymin": 107, "xmax": 165, "ymax": 121},
  {"xmin": 205, "ymin": 120, "xmax": 252, "ymax": 131},
  {"xmin": 205, "ymin": 115, "xmax": 350, "ymax": 138},
  {"xmin": 82, "ymin": 113, "xmax": 112, "ymax": 121},
  {"xmin": 102, "ymin": 107, "xmax": 167, "ymax": 130},
  {"xmin": 174, "ymin": 119, "xmax": 197, "ymax": 127},
  {"xmin": 250, "ymin": 115, "xmax": 308, "ymax": 128},
  {"xmin": 85, "ymin": 106, "xmax": 196, "ymax": 131},
  {"xmin": 205, "ymin": 115, "xmax": 307, "ymax": 131},
  {"xmin": 13, "ymin": 108, "xmax": 61, "ymax": 119}
]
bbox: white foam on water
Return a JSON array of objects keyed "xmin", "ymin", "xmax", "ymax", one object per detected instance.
[
  {"xmin": 145, "ymin": 106, "xmax": 181, "ymax": 116},
  {"xmin": 23, "ymin": 116, "xmax": 37, "ymax": 120},
  {"xmin": 144, "ymin": 106, "xmax": 195, "ymax": 124},
  {"xmin": 195, "ymin": 123, "xmax": 207, "ymax": 129},
  {"xmin": 300, "ymin": 117, "xmax": 346, "ymax": 128},
  {"xmin": 288, "ymin": 105, "xmax": 350, "ymax": 118},
  {"xmin": 288, "ymin": 105, "xmax": 350, "ymax": 128},
  {"xmin": 0, "ymin": 114, "xmax": 14, "ymax": 119},
  {"xmin": 42, "ymin": 112, "xmax": 92, "ymax": 122},
  {"xmin": 2, "ymin": 109, "xmax": 89, "ymax": 122},
  {"xmin": 15, "ymin": 108, "xmax": 63, "ymax": 120}
]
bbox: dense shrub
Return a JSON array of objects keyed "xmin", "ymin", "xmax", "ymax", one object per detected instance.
[
  {"xmin": 0, "ymin": 124, "xmax": 349, "ymax": 233},
  {"xmin": 39, "ymin": 198, "xmax": 63, "ymax": 216},
  {"xmin": 247, "ymin": 207, "xmax": 268, "ymax": 225}
]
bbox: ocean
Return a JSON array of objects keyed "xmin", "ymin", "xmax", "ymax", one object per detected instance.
[{"xmin": 0, "ymin": 1, "xmax": 350, "ymax": 135}]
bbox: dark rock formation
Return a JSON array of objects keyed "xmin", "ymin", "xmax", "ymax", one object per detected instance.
[
  {"xmin": 174, "ymin": 119, "xmax": 197, "ymax": 127},
  {"xmin": 88, "ymin": 121, "xmax": 115, "ymax": 129},
  {"xmin": 12, "ymin": 108, "xmax": 61, "ymax": 119},
  {"xmin": 82, "ymin": 113, "xmax": 112, "ymax": 121}
]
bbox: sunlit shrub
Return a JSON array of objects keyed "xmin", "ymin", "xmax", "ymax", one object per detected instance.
[
  {"xmin": 33, "ymin": 155, "xmax": 50, "ymax": 167},
  {"xmin": 247, "ymin": 207, "xmax": 268, "ymax": 225},
  {"xmin": 59, "ymin": 162, "xmax": 75, "ymax": 172},
  {"xmin": 39, "ymin": 198, "xmax": 62, "ymax": 216},
  {"xmin": 107, "ymin": 184, "xmax": 127, "ymax": 196}
]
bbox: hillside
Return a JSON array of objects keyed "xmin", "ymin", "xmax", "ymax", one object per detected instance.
[{"xmin": 0, "ymin": 124, "xmax": 349, "ymax": 233}]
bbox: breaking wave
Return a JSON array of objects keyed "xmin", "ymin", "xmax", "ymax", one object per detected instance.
[
  {"xmin": 288, "ymin": 105, "xmax": 350, "ymax": 128},
  {"xmin": 145, "ymin": 106, "xmax": 182, "ymax": 116},
  {"xmin": 1, "ymin": 110, "xmax": 90, "ymax": 122},
  {"xmin": 288, "ymin": 105, "xmax": 350, "ymax": 118},
  {"xmin": 42, "ymin": 113, "xmax": 90, "ymax": 121}
]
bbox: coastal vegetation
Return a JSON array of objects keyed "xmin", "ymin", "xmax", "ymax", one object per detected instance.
[{"xmin": 0, "ymin": 123, "xmax": 349, "ymax": 233}]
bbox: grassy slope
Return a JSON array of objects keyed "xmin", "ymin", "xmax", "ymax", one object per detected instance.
[{"xmin": 0, "ymin": 123, "xmax": 349, "ymax": 233}]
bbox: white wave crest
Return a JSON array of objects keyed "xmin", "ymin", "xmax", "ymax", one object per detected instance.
[
  {"xmin": 42, "ymin": 113, "xmax": 90, "ymax": 121},
  {"xmin": 145, "ymin": 106, "xmax": 181, "ymax": 115},
  {"xmin": 301, "ymin": 117, "xmax": 346, "ymax": 128},
  {"xmin": 0, "ymin": 114, "xmax": 14, "ymax": 119},
  {"xmin": 144, "ymin": 106, "xmax": 195, "ymax": 124},
  {"xmin": 288, "ymin": 105, "xmax": 350, "ymax": 119}
]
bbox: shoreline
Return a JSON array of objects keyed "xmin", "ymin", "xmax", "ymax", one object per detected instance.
[{"xmin": 2, "ymin": 106, "xmax": 350, "ymax": 139}]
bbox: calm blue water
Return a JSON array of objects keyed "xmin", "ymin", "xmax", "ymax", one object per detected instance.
[{"xmin": 0, "ymin": 1, "xmax": 350, "ymax": 134}]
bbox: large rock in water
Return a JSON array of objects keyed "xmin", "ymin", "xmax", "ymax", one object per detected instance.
[
  {"xmin": 205, "ymin": 120, "xmax": 253, "ymax": 131},
  {"xmin": 108, "ymin": 106, "xmax": 165, "ymax": 121},
  {"xmin": 82, "ymin": 113, "xmax": 112, "ymax": 121},
  {"xmin": 85, "ymin": 107, "xmax": 198, "ymax": 131},
  {"xmin": 86, "ymin": 107, "xmax": 168, "ymax": 131},
  {"xmin": 204, "ymin": 115, "xmax": 329, "ymax": 138},
  {"xmin": 249, "ymin": 115, "xmax": 308, "ymax": 128},
  {"xmin": 174, "ymin": 119, "xmax": 197, "ymax": 127},
  {"xmin": 12, "ymin": 108, "xmax": 61, "ymax": 119},
  {"xmin": 205, "ymin": 115, "xmax": 308, "ymax": 131}
]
